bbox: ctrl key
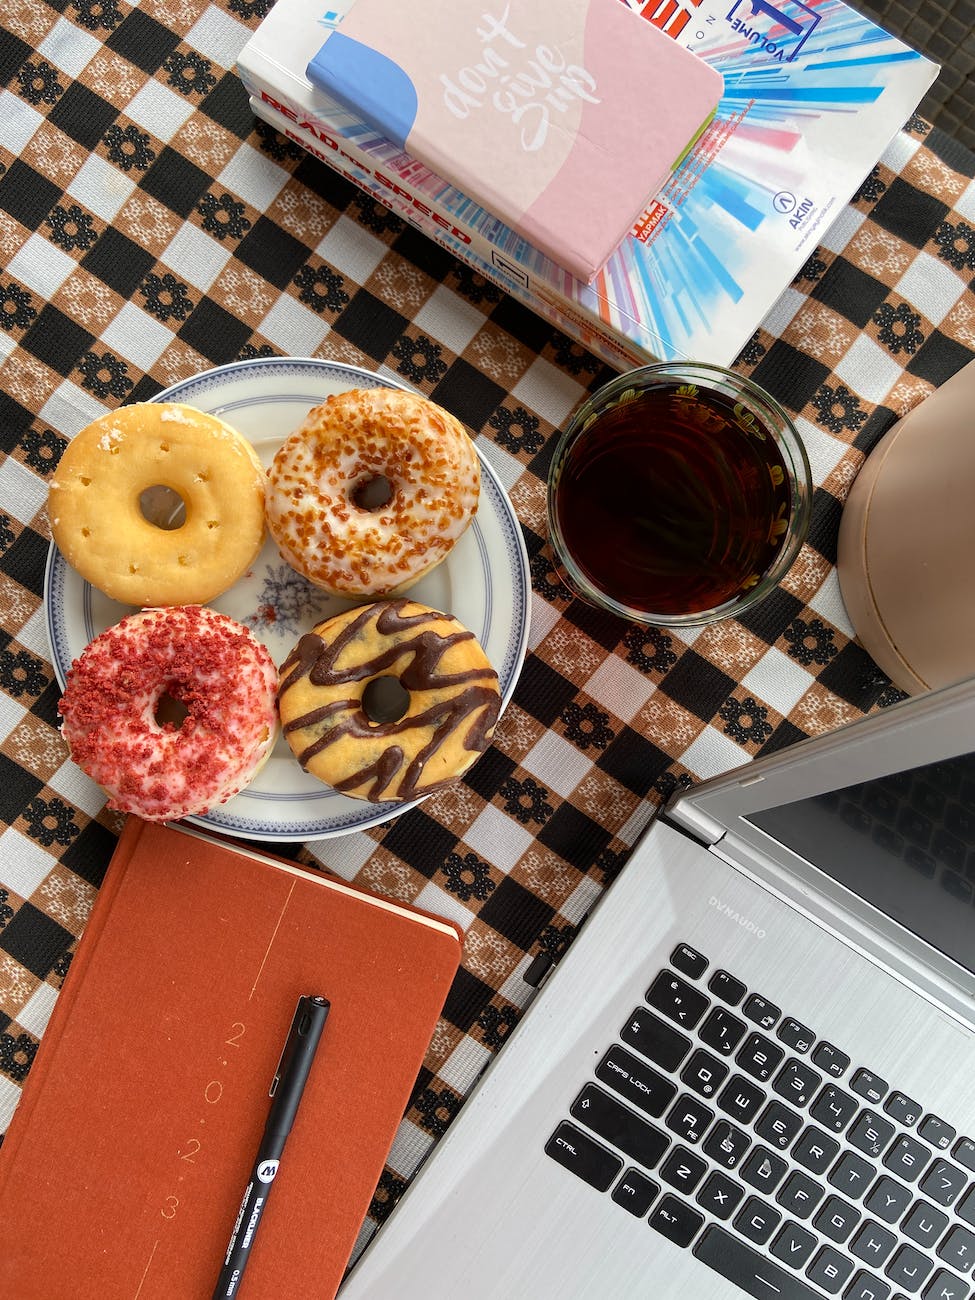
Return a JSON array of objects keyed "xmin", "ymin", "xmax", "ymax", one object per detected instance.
[{"xmin": 544, "ymin": 1121, "xmax": 622, "ymax": 1192}]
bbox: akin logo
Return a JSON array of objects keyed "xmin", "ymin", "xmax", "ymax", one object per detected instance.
[{"xmin": 708, "ymin": 895, "xmax": 767, "ymax": 938}]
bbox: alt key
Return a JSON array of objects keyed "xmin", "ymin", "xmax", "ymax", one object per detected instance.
[{"xmin": 649, "ymin": 1194, "xmax": 704, "ymax": 1248}]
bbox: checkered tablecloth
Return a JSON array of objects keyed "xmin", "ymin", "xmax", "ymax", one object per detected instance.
[{"xmin": 2, "ymin": 0, "xmax": 975, "ymax": 1265}]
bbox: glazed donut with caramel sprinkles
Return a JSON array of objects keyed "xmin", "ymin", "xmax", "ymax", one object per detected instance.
[
  {"xmin": 265, "ymin": 387, "xmax": 480, "ymax": 597},
  {"xmin": 49, "ymin": 402, "xmax": 266, "ymax": 607},
  {"xmin": 278, "ymin": 599, "xmax": 501, "ymax": 802},
  {"xmin": 59, "ymin": 606, "xmax": 278, "ymax": 821}
]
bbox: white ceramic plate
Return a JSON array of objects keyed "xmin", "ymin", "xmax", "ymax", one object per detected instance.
[{"xmin": 44, "ymin": 357, "xmax": 530, "ymax": 842}]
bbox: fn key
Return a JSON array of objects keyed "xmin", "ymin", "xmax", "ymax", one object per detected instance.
[
  {"xmin": 544, "ymin": 1121, "xmax": 622, "ymax": 1192},
  {"xmin": 694, "ymin": 1225, "xmax": 821, "ymax": 1299}
]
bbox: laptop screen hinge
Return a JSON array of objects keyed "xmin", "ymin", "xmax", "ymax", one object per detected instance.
[{"xmin": 662, "ymin": 800, "xmax": 728, "ymax": 849}]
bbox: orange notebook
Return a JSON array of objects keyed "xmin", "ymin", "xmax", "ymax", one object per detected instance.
[{"xmin": 0, "ymin": 818, "xmax": 462, "ymax": 1298}]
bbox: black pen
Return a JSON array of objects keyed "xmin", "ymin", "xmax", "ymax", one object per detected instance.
[{"xmin": 212, "ymin": 995, "xmax": 330, "ymax": 1299}]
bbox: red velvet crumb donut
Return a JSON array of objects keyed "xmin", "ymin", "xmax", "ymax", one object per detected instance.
[{"xmin": 59, "ymin": 605, "xmax": 278, "ymax": 821}]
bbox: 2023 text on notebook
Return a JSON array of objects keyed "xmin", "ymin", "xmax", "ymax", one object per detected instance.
[{"xmin": 0, "ymin": 817, "xmax": 461, "ymax": 1299}]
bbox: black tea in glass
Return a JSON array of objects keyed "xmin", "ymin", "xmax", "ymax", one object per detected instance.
[{"xmin": 548, "ymin": 366, "xmax": 811, "ymax": 625}]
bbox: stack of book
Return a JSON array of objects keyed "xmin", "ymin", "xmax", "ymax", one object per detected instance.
[
  {"xmin": 303, "ymin": 0, "xmax": 724, "ymax": 283},
  {"xmin": 238, "ymin": 0, "xmax": 938, "ymax": 370}
]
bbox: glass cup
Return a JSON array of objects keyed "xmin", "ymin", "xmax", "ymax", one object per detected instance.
[{"xmin": 547, "ymin": 362, "xmax": 812, "ymax": 627}]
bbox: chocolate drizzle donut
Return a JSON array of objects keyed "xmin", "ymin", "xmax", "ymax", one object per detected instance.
[{"xmin": 278, "ymin": 600, "xmax": 501, "ymax": 802}]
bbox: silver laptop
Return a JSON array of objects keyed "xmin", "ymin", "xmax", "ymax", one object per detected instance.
[{"xmin": 342, "ymin": 675, "xmax": 975, "ymax": 1300}]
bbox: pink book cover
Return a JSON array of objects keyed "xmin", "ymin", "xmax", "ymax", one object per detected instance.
[{"xmin": 307, "ymin": 0, "xmax": 723, "ymax": 282}]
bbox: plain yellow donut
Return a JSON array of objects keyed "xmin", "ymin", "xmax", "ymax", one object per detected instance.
[{"xmin": 49, "ymin": 402, "xmax": 266, "ymax": 606}]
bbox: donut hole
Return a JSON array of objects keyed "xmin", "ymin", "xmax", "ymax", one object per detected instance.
[
  {"xmin": 351, "ymin": 474, "xmax": 394, "ymax": 512},
  {"xmin": 154, "ymin": 690, "xmax": 190, "ymax": 730},
  {"xmin": 139, "ymin": 484, "xmax": 186, "ymax": 530},
  {"xmin": 362, "ymin": 675, "xmax": 410, "ymax": 725}
]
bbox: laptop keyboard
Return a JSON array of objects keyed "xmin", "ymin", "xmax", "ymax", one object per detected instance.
[{"xmin": 544, "ymin": 942, "xmax": 975, "ymax": 1300}]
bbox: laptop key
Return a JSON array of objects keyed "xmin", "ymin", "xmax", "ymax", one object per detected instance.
[
  {"xmin": 806, "ymin": 1244, "xmax": 855, "ymax": 1294},
  {"xmin": 743, "ymin": 994, "xmax": 781, "ymax": 1030},
  {"xmin": 852, "ymin": 1070, "xmax": 889, "ymax": 1105},
  {"xmin": 793, "ymin": 1125, "xmax": 841, "ymax": 1175},
  {"xmin": 680, "ymin": 1047, "xmax": 729, "ymax": 1100},
  {"xmin": 703, "ymin": 1119, "xmax": 751, "ymax": 1170},
  {"xmin": 756, "ymin": 1100, "xmax": 804, "ymax": 1151},
  {"xmin": 772, "ymin": 1220, "xmax": 818, "ymax": 1269},
  {"xmin": 850, "ymin": 1220, "xmax": 897, "ymax": 1268},
  {"xmin": 922, "ymin": 1268, "xmax": 969, "ymax": 1300},
  {"xmin": 774, "ymin": 1058, "xmax": 822, "ymax": 1107},
  {"xmin": 611, "ymin": 1168, "xmax": 659, "ymax": 1217},
  {"xmin": 864, "ymin": 1175, "xmax": 913, "ymax": 1224},
  {"xmin": 886, "ymin": 1092, "xmax": 923, "ymax": 1127},
  {"xmin": 718, "ymin": 1074, "xmax": 766, "ymax": 1125},
  {"xmin": 737, "ymin": 1031, "xmax": 785, "ymax": 1082},
  {"xmin": 812, "ymin": 1041, "xmax": 851, "ymax": 1078},
  {"xmin": 544, "ymin": 1121, "xmax": 623, "ymax": 1192},
  {"xmin": 811, "ymin": 1083, "xmax": 860, "ymax": 1133},
  {"xmin": 918, "ymin": 1115, "xmax": 956, "ymax": 1151},
  {"xmin": 696, "ymin": 1169, "xmax": 745, "ymax": 1220},
  {"xmin": 885, "ymin": 1134, "xmax": 932, "ymax": 1183},
  {"xmin": 595, "ymin": 1044, "xmax": 677, "ymax": 1118},
  {"xmin": 778, "ymin": 1018, "xmax": 816, "ymax": 1054},
  {"xmin": 735, "ymin": 1195, "xmax": 782, "ymax": 1245},
  {"xmin": 919, "ymin": 1158, "xmax": 967, "ymax": 1207},
  {"xmin": 885, "ymin": 1243, "xmax": 933, "ymax": 1292},
  {"xmin": 777, "ymin": 1170, "xmax": 826, "ymax": 1220},
  {"xmin": 694, "ymin": 1224, "xmax": 821, "ymax": 1298},
  {"xmin": 660, "ymin": 1145, "xmax": 707, "ymax": 1194},
  {"xmin": 849, "ymin": 1111, "xmax": 896, "ymax": 1160},
  {"xmin": 829, "ymin": 1151, "xmax": 876, "ymax": 1200},
  {"xmin": 569, "ymin": 1084, "xmax": 670, "ymax": 1169},
  {"xmin": 845, "ymin": 1271, "xmax": 892, "ymax": 1300},
  {"xmin": 648, "ymin": 1193, "xmax": 703, "ymax": 1247},
  {"xmin": 708, "ymin": 969, "xmax": 746, "ymax": 1006},
  {"xmin": 741, "ymin": 1145, "xmax": 788, "ymax": 1195},
  {"xmin": 814, "ymin": 1193, "xmax": 861, "ymax": 1244},
  {"xmin": 665, "ymin": 1092, "xmax": 713, "ymax": 1144},
  {"xmin": 670, "ymin": 943, "xmax": 707, "ymax": 979},
  {"xmin": 955, "ymin": 1185, "xmax": 975, "ymax": 1228},
  {"xmin": 646, "ymin": 971, "xmax": 709, "ymax": 1030},
  {"xmin": 938, "ymin": 1224, "xmax": 975, "ymax": 1271},
  {"xmin": 901, "ymin": 1200, "xmax": 948, "ymax": 1250},
  {"xmin": 620, "ymin": 1006, "xmax": 691, "ymax": 1072},
  {"xmin": 699, "ymin": 1006, "xmax": 747, "ymax": 1056},
  {"xmin": 953, "ymin": 1137, "xmax": 975, "ymax": 1172}
]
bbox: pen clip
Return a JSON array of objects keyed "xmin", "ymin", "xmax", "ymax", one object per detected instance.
[{"xmin": 270, "ymin": 996, "xmax": 329, "ymax": 1098}]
